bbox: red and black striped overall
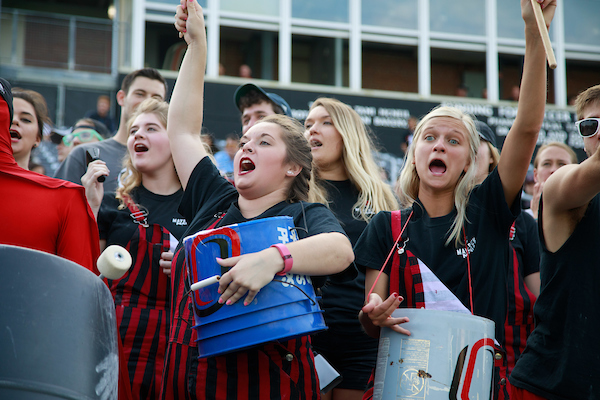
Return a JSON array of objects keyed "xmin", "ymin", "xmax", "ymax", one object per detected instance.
[
  {"xmin": 160, "ymin": 213, "xmax": 321, "ymax": 400},
  {"xmin": 504, "ymin": 221, "xmax": 537, "ymax": 375},
  {"xmin": 106, "ymin": 202, "xmax": 172, "ymax": 400}
]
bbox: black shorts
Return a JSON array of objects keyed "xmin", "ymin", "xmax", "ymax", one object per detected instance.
[{"xmin": 311, "ymin": 328, "xmax": 378, "ymax": 391}]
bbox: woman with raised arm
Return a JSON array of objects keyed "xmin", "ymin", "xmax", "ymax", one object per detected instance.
[
  {"xmin": 161, "ymin": 1, "xmax": 354, "ymax": 399},
  {"xmin": 355, "ymin": 1, "xmax": 555, "ymax": 399},
  {"xmin": 305, "ymin": 98, "xmax": 398, "ymax": 400},
  {"xmin": 82, "ymin": 98, "xmax": 188, "ymax": 400}
]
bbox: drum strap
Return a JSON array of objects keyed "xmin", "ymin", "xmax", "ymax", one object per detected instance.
[
  {"xmin": 207, "ymin": 211, "xmax": 226, "ymax": 229},
  {"xmin": 390, "ymin": 209, "xmax": 424, "ymax": 309}
]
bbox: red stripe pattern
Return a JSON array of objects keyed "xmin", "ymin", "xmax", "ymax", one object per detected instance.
[
  {"xmin": 105, "ymin": 223, "xmax": 172, "ymax": 399},
  {"xmin": 504, "ymin": 243, "xmax": 536, "ymax": 375}
]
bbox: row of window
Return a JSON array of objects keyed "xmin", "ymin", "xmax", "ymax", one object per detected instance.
[{"xmin": 148, "ymin": 0, "xmax": 600, "ymax": 45}]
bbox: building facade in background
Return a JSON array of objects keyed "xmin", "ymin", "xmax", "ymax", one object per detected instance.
[{"xmin": 1, "ymin": 0, "xmax": 599, "ymax": 169}]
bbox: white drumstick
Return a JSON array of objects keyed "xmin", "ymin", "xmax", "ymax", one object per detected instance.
[
  {"xmin": 97, "ymin": 245, "xmax": 133, "ymax": 280},
  {"xmin": 191, "ymin": 275, "xmax": 221, "ymax": 291}
]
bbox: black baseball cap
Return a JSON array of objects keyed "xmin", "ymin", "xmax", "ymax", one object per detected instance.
[
  {"xmin": 234, "ymin": 83, "xmax": 292, "ymax": 117},
  {"xmin": 474, "ymin": 120, "xmax": 497, "ymax": 149}
]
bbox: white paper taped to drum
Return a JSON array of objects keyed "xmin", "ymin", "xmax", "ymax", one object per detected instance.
[
  {"xmin": 191, "ymin": 275, "xmax": 220, "ymax": 291},
  {"xmin": 97, "ymin": 245, "xmax": 132, "ymax": 280}
]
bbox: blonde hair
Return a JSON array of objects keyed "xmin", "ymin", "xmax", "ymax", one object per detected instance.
[
  {"xmin": 533, "ymin": 142, "xmax": 578, "ymax": 168},
  {"xmin": 397, "ymin": 106, "xmax": 480, "ymax": 246},
  {"xmin": 116, "ymin": 98, "xmax": 170, "ymax": 209},
  {"xmin": 309, "ymin": 98, "xmax": 398, "ymax": 220},
  {"xmin": 253, "ymin": 115, "xmax": 327, "ymax": 204}
]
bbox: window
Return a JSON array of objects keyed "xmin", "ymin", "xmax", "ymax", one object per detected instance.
[
  {"xmin": 431, "ymin": 48, "xmax": 485, "ymax": 97},
  {"xmin": 220, "ymin": 27, "xmax": 278, "ymax": 80},
  {"xmin": 292, "ymin": 0, "xmax": 349, "ymax": 23},
  {"xmin": 221, "ymin": 0, "xmax": 279, "ymax": 16},
  {"xmin": 430, "ymin": 0, "xmax": 485, "ymax": 36},
  {"xmin": 497, "ymin": 1, "xmax": 523, "ymax": 40},
  {"xmin": 362, "ymin": 42, "xmax": 418, "ymax": 93},
  {"xmin": 564, "ymin": 0, "xmax": 600, "ymax": 46},
  {"xmin": 362, "ymin": 0, "xmax": 418, "ymax": 30},
  {"xmin": 292, "ymin": 35, "xmax": 349, "ymax": 86}
]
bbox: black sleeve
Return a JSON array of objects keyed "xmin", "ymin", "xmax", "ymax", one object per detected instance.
[
  {"xmin": 476, "ymin": 167, "xmax": 521, "ymax": 236},
  {"xmin": 53, "ymin": 144, "xmax": 87, "ymax": 185},
  {"xmin": 296, "ymin": 202, "xmax": 347, "ymax": 239},
  {"xmin": 353, "ymin": 211, "xmax": 394, "ymax": 274},
  {"xmin": 179, "ymin": 157, "xmax": 238, "ymax": 223},
  {"xmin": 520, "ymin": 212, "xmax": 541, "ymax": 277},
  {"xmin": 97, "ymin": 193, "xmax": 120, "ymax": 241}
]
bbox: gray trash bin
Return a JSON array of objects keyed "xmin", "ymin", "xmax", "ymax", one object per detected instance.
[{"xmin": 0, "ymin": 245, "xmax": 118, "ymax": 400}]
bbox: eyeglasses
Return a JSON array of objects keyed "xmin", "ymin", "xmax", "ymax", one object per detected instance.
[
  {"xmin": 63, "ymin": 129, "xmax": 104, "ymax": 146},
  {"xmin": 575, "ymin": 118, "xmax": 600, "ymax": 138}
]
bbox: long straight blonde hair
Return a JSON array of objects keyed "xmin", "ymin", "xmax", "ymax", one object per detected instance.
[
  {"xmin": 397, "ymin": 106, "xmax": 480, "ymax": 246},
  {"xmin": 309, "ymin": 98, "xmax": 398, "ymax": 221}
]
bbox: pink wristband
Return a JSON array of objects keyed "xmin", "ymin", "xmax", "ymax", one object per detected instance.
[{"xmin": 271, "ymin": 243, "xmax": 293, "ymax": 276}]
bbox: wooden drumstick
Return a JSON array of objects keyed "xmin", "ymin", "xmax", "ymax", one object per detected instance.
[{"xmin": 530, "ymin": 0, "xmax": 557, "ymax": 69}]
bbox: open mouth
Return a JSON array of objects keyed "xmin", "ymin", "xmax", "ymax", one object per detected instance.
[
  {"xmin": 429, "ymin": 159, "xmax": 447, "ymax": 175},
  {"xmin": 134, "ymin": 143, "xmax": 148, "ymax": 153},
  {"xmin": 309, "ymin": 139, "xmax": 322, "ymax": 148},
  {"xmin": 10, "ymin": 130, "xmax": 21, "ymax": 140},
  {"xmin": 239, "ymin": 157, "xmax": 255, "ymax": 172}
]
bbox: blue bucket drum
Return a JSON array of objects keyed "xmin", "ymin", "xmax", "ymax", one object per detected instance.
[
  {"xmin": 183, "ymin": 216, "xmax": 327, "ymax": 358},
  {"xmin": 373, "ymin": 309, "xmax": 495, "ymax": 400}
]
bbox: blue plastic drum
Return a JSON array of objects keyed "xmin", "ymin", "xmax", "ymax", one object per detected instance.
[{"xmin": 183, "ymin": 216, "xmax": 326, "ymax": 358}]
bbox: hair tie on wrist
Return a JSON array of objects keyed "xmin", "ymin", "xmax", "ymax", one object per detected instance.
[{"xmin": 271, "ymin": 243, "xmax": 293, "ymax": 276}]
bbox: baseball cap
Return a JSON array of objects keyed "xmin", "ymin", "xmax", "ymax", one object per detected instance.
[
  {"xmin": 50, "ymin": 126, "xmax": 71, "ymax": 145},
  {"xmin": 0, "ymin": 78, "xmax": 14, "ymax": 127},
  {"xmin": 234, "ymin": 83, "xmax": 292, "ymax": 117},
  {"xmin": 474, "ymin": 120, "xmax": 497, "ymax": 149}
]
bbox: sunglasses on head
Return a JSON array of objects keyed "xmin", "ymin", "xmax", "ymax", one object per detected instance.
[
  {"xmin": 63, "ymin": 129, "xmax": 104, "ymax": 146},
  {"xmin": 575, "ymin": 118, "xmax": 600, "ymax": 138}
]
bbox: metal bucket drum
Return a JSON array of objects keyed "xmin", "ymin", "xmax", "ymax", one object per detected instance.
[
  {"xmin": 373, "ymin": 309, "xmax": 495, "ymax": 400},
  {"xmin": 183, "ymin": 216, "xmax": 326, "ymax": 358},
  {"xmin": 0, "ymin": 245, "xmax": 118, "ymax": 400}
]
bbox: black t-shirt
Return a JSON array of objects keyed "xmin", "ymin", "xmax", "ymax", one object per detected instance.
[
  {"xmin": 510, "ymin": 195, "xmax": 600, "ymax": 400},
  {"xmin": 98, "ymin": 185, "xmax": 188, "ymax": 246},
  {"xmin": 170, "ymin": 157, "xmax": 346, "ymax": 345},
  {"xmin": 354, "ymin": 168, "xmax": 519, "ymax": 342},
  {"xmin": 177, "ymin": 158, "xmax": 344, "ymax": 244},
  {"xmin": 316, "ymin": 180, "xmax": 370, "ymax": 330}
]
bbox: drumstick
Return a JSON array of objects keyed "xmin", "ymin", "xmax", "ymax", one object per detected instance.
[
  {"xmin": 530, "ymin": 0, "xmax": 557, "ymax": 69},
  {"xmin": 191, "ymin": 275, "xmax": 220, "ymax": 291}
]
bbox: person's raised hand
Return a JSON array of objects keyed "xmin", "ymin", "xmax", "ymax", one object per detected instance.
[
  {"xmin": 522, "ymin": 0, "xmax": 557, "ymax": 29},
  {"xmin": 174, "ymin": 0, "xmax": 188, "ymax": 39},
  {"xmin": 177, "ymin": 0, "xmax": 206, "ymax": 46},
  {"xmin": 362, "ymin": 292, "xmax": 411, "ymax": 335},
  {"xmin": 530, "ymin": 180, "xmax": 543, "ymax": 219}
]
